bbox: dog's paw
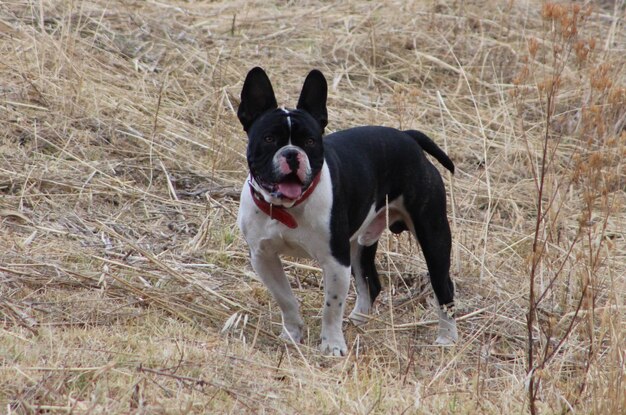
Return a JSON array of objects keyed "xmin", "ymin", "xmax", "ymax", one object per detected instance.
[
  {"xmin": 280, "ymin": 323, "xmax": 304, "ymax": 344},
  {"xmin": 348, "ymin": 299, "xmax": 371, "ymax": 326},
  {"xmin": 320, "ymin": 338, "xmax": 347, "ymax": 357},
  {"xmin": 434, "ymin": 332, "xmax": 457, "ymax": 346},
  {"xmin": 348, "ymin": 310, "xmax": 369, "ymax": 326},
  {"xmin": 435, "ymin": 305, "xmax": 458, "ymax": 346}
]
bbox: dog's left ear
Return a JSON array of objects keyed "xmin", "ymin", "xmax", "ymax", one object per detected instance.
[
  {"xmin": 297, "ymin": 69, "xmax": 328, "ymax": 131},
  {"xmin": 238, "ymin": 67, "xmax": 278, "ymax": 132}
]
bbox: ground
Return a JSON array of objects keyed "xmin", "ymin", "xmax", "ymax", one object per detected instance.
[{"xmin": 1, "ymin": 0, "xmax": 624, "ymax": 414}]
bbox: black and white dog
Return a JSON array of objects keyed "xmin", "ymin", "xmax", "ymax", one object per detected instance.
[{"xmin": 237, "ymin": 67, "xmax": 457, "ymax": 356}]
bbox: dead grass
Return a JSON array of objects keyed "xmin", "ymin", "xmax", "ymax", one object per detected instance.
[{"xmin": 1, "ymin": 0, "xmax": 624, "ymax": 413}]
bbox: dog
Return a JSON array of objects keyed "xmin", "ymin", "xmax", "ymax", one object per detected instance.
[{"xmin": 236, "ymin": 67, "xmax": 458, "ymax": 356}]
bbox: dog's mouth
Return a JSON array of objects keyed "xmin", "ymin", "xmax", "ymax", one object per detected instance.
[
  {"xmin": 256, "ymin": 173, "xmax": 305, "ymax": 201},
  {"xmin": 276, "ymin": 174, "xmax": 305, "ymax": 200}
]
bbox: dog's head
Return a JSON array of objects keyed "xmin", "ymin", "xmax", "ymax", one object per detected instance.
[{"xmin": 238, "ymin": 67, "xmax": 327, "ymax": 206}]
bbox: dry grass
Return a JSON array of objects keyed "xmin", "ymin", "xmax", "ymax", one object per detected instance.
[{"xmin": 1, "ymin": 0, "xmax": 624, "ymax": 413}]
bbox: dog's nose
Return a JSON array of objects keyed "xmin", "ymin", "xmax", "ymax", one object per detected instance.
[{"xmin": 283, "ymin": 149, "xmax": 300, "ymax": 171}]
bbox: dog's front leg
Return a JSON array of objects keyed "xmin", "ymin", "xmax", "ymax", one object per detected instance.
[
  {"xmin": 319, "ymin": 258, "xmax": 351, "ymax": 356},
  {"xmin": 251, "ymin": 253, "xmax": 304, "ymax": 343}
]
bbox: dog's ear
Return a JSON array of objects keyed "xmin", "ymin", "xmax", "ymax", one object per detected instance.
[
  {"xmin": 297, "ymin": 69, "xmax": 328, "ymax": 131},
  {"xmin": 238, "ymin": 67, "xmax": 278, "ymax": 132}
]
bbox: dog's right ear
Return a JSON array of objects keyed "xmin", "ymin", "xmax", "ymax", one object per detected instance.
[{"xmin": 238, "ymin": 67, "xmax": 278, "ymax": 132}]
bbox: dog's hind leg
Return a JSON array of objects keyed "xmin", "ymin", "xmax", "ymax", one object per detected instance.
[
  {"xmin": 250, "ymin": 252, "xmax": 304, "ymax": 344},
  {"xmin": 408, "ymin": 201, "xmax": 458, "ymax": 345},
  {"xmin": 349, "ymin": 241, "xmax": 381, "ymax": 325}
]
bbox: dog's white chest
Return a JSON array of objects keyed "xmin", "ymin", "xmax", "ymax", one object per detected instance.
[
  {"xmin": 237, "ymin": 163, "xmax": 333, "ymax": 261},
  {"xmin": 250, "ymin": 226, "xmax": 319, "ymax": 259}
]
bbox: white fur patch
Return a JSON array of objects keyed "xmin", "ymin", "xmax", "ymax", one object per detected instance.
[
  {"xmin": 281, "ymin": 107, "xmax": 292, "ymax": 144},
  {"xmin": 238, "ymin": 162, "xmax": 333, "ymax": 260}
]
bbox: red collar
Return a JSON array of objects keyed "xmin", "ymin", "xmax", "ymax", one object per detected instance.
[{"xmin": 249, "ymin": 172, "xmax": 322, "ymax": 229}]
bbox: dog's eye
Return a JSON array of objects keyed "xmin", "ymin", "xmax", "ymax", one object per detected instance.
[
  {"xmin": 264, "ymin": 136, "xmax": 276, "ymax": 144},
  {"xmin": 304, "ymin": 138, "xmax": 316, "ymax": 147}
]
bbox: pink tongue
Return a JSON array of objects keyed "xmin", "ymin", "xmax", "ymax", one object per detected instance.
[{"xmin": 278, "ymin": 182, "xmax": 303, "ymax": 199}]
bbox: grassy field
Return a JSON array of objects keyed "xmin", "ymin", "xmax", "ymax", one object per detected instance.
[{"xmin": 1, "ymin": 0, "xmax": 624, "ymax": 413}]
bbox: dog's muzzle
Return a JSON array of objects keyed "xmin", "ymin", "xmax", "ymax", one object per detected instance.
[{"xmin": 270, "ymin": 146, "xmax": 311, "ymax": 200}]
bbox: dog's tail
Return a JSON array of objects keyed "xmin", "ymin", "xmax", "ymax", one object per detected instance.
[{"xmin": 404, "ymin": 130, "xmax": 455, "ymax": 174}]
